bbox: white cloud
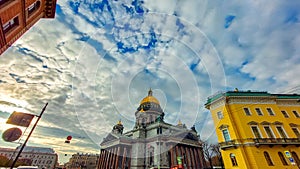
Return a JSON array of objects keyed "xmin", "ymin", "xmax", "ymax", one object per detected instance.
[{"xmin": 0, "ymin": 0, "xmax": 300, "ymax": 164}]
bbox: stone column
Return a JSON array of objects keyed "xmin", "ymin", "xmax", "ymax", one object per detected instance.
[
  {"xmin": 115, "ymin": 146, "xmax": 121, "ymax": 168},
  {"xmin": 170, "ymin": 146, "xmax": 174, "ymax": 167},
  {"xmin": 197, "ymin": 148, "xmax": 204, "ymax": 169},
  {"xmin": 101, "ymin": 150, "xmax": 107, "ymax": 169},
  {"xmin": 105, "ymin": 149, "xmax": 112, "ymax": 169},
  {"xmin": 111, "ymin": 147, "xmax": 117, "ymax": 168},
  {"xmin": 185, "ymin": 147, "xmax": 191, "ymax": 169},
  {"xmin": 121, "ymin": 147, "xmax": 127, "ymax": 169},
  {"xmin": 193, "ymin": 148, "xmax": 200, "ymax": 169},
  {"xmin": 189, "ymin": 147, "xmax": 196, "ymax": 168},
  {"xmin": 98, "ymin": 149, "xmax": 105, "ymax": 169},
  {"xmin": 127, "ymin": 148, "xmax": 132, "ymax": 169},
  {"xmin": 180, "ymin": 146, "xmax": 186, "ymax": 167}
]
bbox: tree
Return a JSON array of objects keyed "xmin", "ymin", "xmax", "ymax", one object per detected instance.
[
  {"xmin": 202, "ymin": 141, "xmax": 214, "ymax": 169},
  {"xmin": 211, "ymin": 144, "xmax": 224, "ymax": 169},
  {"xmin": 0, "ymin": 155, "xmax": 29, "ymax": 167},
  {"xmin": 0, "ymin": 155, "xmax": 10, "ymax": 166}
]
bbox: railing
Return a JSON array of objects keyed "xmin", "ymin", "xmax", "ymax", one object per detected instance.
[
  {"xmin": 219, "ymin": 138, "xmax": 300, "ymax": 149},
  {"xmin": 253, "ymin": 138, "xmax": 300, "ymax": 145},
  {"xmin": 219, "ymin": 140, "xmax": 237, "ymax": 150}
]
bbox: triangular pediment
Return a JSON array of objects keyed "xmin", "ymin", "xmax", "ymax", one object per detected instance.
[
  {"xmin": 173, "ymin": 131, "xmax": 199, "ymax": 141},
  {"xmin": 101, "ymin": 133, "xmax": 119, "ymax": 144}
]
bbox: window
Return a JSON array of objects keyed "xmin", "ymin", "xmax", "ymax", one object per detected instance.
[
  {"xmin": 281, "ymin": 111, "xmax": 289, "ymax": 118},
  {"xmin": 28, "ymin": 1, "xmax": 41, "ymax": 16},
  {"xmin": 264, "ymin": 126, "xmax": 275, "ymax": 138},
  {"xmin": 264, "ymin": 151, "xmax": 274, "ymax": 166},
  {"xmin": 217, "ymin": 111, "xmax": 223, "ymax": 119},
  {"xmin": 292, "ymin": 152, "xmax": 300, "ymax": 167},
  {"xmin": 292, "ymin": 127, "xmax": 300, "ymax": 138},
  {"xmin": 222, "ymin": 129, "xmax": 231, "ymax": 142},
  {"xmin": 157, "ymin": 127, "xmax": 162, "ymax": 135},
  {"xmin": 230, "ymin": 153, "xmax": 238, "ymax": 166},
  {"xmin": 255, "ymin": 108, "xmax": 263, "ymax": 116},
  {"xmin": 292, "ymin": 111, "xmax": 300, "ymax": 118},
  {"xmin": 276, "ymin": 126, "xmax": 288, "ymax": 138},
  {"xmin": 278, "ymin": 152, "xmax": 288, "ymax": 165},
  {"xmin": 266, "ymin": 108, "xmax": 275, "ymax": 116},
  {"xmin": 0, "ymin": 0, "xmax": 12, "ymax": 6},
  {"xmin": 251, "ymin": 126, "xmax": 262, "ymax": 138},
  {"xmin": 3, "ymin": 16, "xmax": 19, "ymax": 34},
  {"xmin": 243, "ymin": 108, "xmax": 251, "ymax": 116}
]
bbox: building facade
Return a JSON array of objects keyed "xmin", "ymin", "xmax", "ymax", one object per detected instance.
[
  {"xmin": 97, "ymin": 89, "xmax": 205, "ymax": 169},
  {"xmin": 0, "ymin": 0, "xmax": 57, "ymax": 55},
  {"xmin": 0, "ymin": 146, "xmax": 58, "ymax": 169},
  {"xmin": 205, "ymin": 90, "xmax": 300, "ymax": 169},
  {"xmin": 65, "ymin": 153, "xmax": 99, "ymax": 169}
]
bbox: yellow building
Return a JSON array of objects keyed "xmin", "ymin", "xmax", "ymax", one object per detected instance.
[{"xmin": 205, "ymin": 90, "xmax": 300, "ymax": 169}]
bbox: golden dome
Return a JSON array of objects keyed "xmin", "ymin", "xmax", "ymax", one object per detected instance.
[
  {"xmin": 140, "ymin": 89, "xmax": 160, "ymax": 105},
  {"xmin": 140, "ymin": 96, "xmax": 160, "ymax": 104}
]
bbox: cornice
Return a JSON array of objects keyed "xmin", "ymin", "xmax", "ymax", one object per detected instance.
[
  {"xmin": 210, "ymin": 98, "xmax": 226, "ymax": 110},
  {"xmin": 276, "ymin": 100, "xmax": 300, "ymax": 106},
  {"xmin": 227, "ymin": 96, "xmax": 276, "ymax": 105}
]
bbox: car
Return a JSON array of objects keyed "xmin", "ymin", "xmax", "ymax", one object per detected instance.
[{"xmin": 16, "ymin": 166, "xmax": 38, "ymax": 169}]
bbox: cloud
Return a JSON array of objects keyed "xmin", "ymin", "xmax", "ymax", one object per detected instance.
[{"xmin": 0, "ymin": 0, "xmax": 300, "ymax": 163}]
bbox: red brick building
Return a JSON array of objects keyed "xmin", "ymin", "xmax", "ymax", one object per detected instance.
[{"xmin": 0, "ymin": 0, "xmax": 57, "ymax": 55}]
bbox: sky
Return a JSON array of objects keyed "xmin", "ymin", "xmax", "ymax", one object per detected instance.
[{"xmin": 1, "ymin": 0, "xmax": 300, "ymax": 164}]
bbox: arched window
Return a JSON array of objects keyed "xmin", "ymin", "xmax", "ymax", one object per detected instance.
[
  {"xmin": 278, "ymin": 152, "xmax": 288, "ymax": 165},
  {"xmin": 264, "ymin": 151, "xmax": 274, "ymax": 166},
  {"xmin": 230, "ymin": 153, "xmax": 238, "ymax": 166}
]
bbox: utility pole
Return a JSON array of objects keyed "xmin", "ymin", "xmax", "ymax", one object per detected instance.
[{"xmin": 10, "ymin": 103, "xmax": 48, "ymax": 169}]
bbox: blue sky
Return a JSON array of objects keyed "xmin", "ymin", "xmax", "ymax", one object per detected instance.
[{"xmin": 1, "ymin": 0, "xmax": 300, "ymax": 164}]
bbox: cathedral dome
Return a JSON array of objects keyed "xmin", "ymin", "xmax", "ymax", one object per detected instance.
[
  {"xmin": 139, "ymin": 89, "xmax": 160, "ymax": 105},
  {"xmin": 137, "ymin": 89, "xmax": 163, "ymax": 113}
]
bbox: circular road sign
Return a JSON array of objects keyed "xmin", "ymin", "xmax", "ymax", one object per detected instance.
[{"xmin": 2, "ymin": 127, "xmax": 22, "ymax": 142}]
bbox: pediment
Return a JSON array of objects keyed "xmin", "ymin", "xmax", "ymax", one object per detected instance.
[
  {"xmin": 218, "ymin": 124, "xmax": 229, "ymax": 130},
  {"xmin": 272, "ymin": 121, "xmax": 283, "ymax": 125},
  {"xmin": 183, "ymin": 132, "xmax": 199, "ymax": 141},
  {"xmin": 247, "ymin": 121, "xmax": 258, "ymax": 125},
  {"xmin": 101, "ymin": 133, "xmax": 119, "ymax": 144},
  {"xmin": 260, "ymin": 121, "xmax": 271, "ymax": 125},
  {"xmin": 173, "ymin": 131, "xmax": 199, "ymax": 141},
  {"xmin": 289, "ymin": 123, "xmax": 298, "ymax": 127}
]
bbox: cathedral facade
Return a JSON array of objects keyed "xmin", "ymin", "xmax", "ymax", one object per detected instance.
[{"xmin": 97, "ymin": 89, "xmax": 205, "ymax": 169}]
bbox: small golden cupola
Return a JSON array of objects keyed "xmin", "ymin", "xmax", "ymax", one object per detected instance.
[
  {"xmin": 112, "ymin": 120, "xmax": 124, "ymax": 134},
  {"xmin": 177, "ymin": 119, "xmax": 183, "ymax": 126}
]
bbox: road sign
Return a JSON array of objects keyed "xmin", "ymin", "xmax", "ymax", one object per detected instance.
[
  {"xmin": 7, "ymin": 111, "xmax": 34, "ymax": 127},
  {"xmin": 2, "ymin": 127, "xmax": 22, "ymax": 142}
]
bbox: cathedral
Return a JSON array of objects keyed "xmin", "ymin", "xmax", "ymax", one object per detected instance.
[{"xmin": 97, "ymin": 89, "xmax": 205, "ymax": 169}]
